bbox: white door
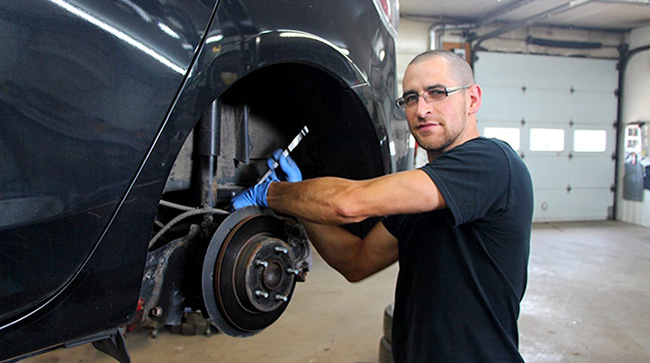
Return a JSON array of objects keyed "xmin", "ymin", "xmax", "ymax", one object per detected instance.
[{"xmin": 474, "ymin": 52, "xmax": 617, "ymax": 222}]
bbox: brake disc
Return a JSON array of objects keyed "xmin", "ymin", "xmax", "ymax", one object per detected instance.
[{"xmin": 201, "ymin": 207, "xmax": 309, "ymax": 337}]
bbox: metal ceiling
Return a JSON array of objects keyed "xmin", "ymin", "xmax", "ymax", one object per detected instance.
[{"xmin": 399, "ymin": 0, "xmax": 650, "ymax": 32}]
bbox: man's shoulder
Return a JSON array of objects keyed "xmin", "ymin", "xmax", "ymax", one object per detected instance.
[
  {"xmin": 439, "ymin": 137, "xmax": 514, "ymax": 167},
  {"xmin": 467, "ymin": 137, "xmax": 528, "ymax": 170},
  {"xmin": 462, "ymin": 137, "xmax": 513, "ymax": 153}
]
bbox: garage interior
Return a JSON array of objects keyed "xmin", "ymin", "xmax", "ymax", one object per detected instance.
[{"xmin": 23, "ymin": 0, "xmax": 650, "ymax": 362}]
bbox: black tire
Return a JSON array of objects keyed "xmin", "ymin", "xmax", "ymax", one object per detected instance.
[
  {"xmin": 378, "ymin": 336, "xmax": 393, "ymax": 363},
  {"xmin": 378, "ymin": 302, "xmax": 394, "ymax": 363},
  {"xmin": 383, "ymin": 302, "xmax": 394, "ymax": 343}
]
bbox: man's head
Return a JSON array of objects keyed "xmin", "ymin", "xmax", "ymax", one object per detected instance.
[
  {"xmin": 400, "ymin": 50, "xmax": 482, "ymax": 159},
  {"xmin": 408, "ymin": 50, "xmax": 475, "ymax": 86}
]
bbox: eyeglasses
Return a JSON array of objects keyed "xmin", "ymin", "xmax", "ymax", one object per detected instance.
[{"xmin": 395, "ymin": 85, "xmax": 473, "ymax": 109}]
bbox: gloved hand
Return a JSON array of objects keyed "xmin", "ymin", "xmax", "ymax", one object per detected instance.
[
  {"xmin": 272, "ymin": 148, "xmax": 302, "ymax": 182},
  {"xmin": 231, "ymin": 149, "xmax": 302, "ymax": 210},
  {"xmin": 230, "ymin": 173, "xmax": 278, "ymax": 210}
]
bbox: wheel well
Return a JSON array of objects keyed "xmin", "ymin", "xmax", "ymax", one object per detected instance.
[
  {"xmin": 147, "ymin": 63, "xmax": 385, "ymax": 325},
  {"xmin": 164, "ymin": 63, "xmax": 386, "ymax": 207},
  {"xmin": 146, "ymin": 64, "xmax": 384, "ymax": 327},
  {"xmin": 221, "ymin": 63, "xmax": 385, "ymax": 180}
]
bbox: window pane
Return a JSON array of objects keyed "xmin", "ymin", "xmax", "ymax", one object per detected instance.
[
  {"xmin": 574, "ymin": 129, "xmax": 607, "ymax": 152},
  {"xmin": 530, "ymin": 128, "xmax": 564, "ymax": 151},
  {"xmin": 483, "ymin": 127, "xmax": 520, "ymax": 151}
]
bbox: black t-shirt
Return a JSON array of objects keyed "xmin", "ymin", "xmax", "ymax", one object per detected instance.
[{"xmin": 383, "ymin": 137, "xmax": 533, "ymax": 363}]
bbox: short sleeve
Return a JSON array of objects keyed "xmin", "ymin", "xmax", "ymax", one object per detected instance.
[{"xmin": 420, "ymin": 138, "xmax": 510, "ymax": 226}]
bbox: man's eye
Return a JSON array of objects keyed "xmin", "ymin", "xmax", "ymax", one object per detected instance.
[
  {"xmin": 404, "ymin": 94, "xmax": 418, "ymax": 103},
  {"xmin": 426, "ymin": 88, "xmax": 446, "ymax": 98}
]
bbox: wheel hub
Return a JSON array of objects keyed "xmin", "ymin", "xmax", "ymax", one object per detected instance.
[
  {"xmin": 201, "ymin": 207, "xmax": 311, "ymax": 337},
  {"xmin": 233, "ymin": 233, "xmax": 294, "ymax": 313}
]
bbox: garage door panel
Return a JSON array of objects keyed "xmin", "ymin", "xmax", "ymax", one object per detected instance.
[
  {"xmin": 480, "ymin": 89, "xmax": 615, "ymax": 124},
  {"xmin": 479, "ymin": 88, "xmax": 528, "ymax": 120},
  {"xmin": 475, "ymin": 52, "xmax": 617, "ymax": 222},
  {"xmin": 477, "ymin": 53, "xmax": 618, "ymax": 92},
  {"xmin": 524, "ymin": 156, "xmax": 571, "ymax": 188},
  {"xmin": 565, "ymin": 92, "xmax": 617, "ymax": 123},
  {"xmin": 480, "ymin": 88, "xmax": 573, "ymax": 121},
  {"xmin": 521, "ymin": 89, "xmax": 573, "ymax": 121},
  {"xmin": 568, "ymin": 158, "xmax": 615, "ymax": 188},
  {"xmin": 476, "ymin": 55, "xmax": 532, "ymax": 88},
  {"xmin": 533, "ymin": 188, "xmax": 612, "ymax": 221}
]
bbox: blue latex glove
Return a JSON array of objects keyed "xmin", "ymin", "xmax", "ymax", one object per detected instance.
[
  {"xmin": 231, "ymin": 149, "xmax": 303, "ymax": 210},
  {"xmin": 272, "ymin": 149, "xmax": 302, "ymax": 182},
  {"xmin": 231, "ymin": 173, "xmax": 278, "ymax": 210}
]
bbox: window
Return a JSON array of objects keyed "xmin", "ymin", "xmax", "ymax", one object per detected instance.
[
  {"xmin": 483, "ymin": 127, "xmax": 520, "ymax": 151},
  {"xmin": 530, "ymin": 128, "xmax": 564, "ymax": 151},
  {"xmin": 625, "ymin": 124, "xmax": 643, "ymax": 153},
  {"xmin": 574, "ymin": 129, "xmax": 607, "ymax": 152}
]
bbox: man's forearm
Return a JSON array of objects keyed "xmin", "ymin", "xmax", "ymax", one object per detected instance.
[
  {"xmin": 267, "ymin": 170, "xmax": 444, "ymax": 225},
  {"xmin": 267, "ymin": 177, "xmax": 368, "ymax": 225}
]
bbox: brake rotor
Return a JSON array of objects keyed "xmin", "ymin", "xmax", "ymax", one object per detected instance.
[{"xmin": 201, "ymin": 207, "xmax": 300, "ymax": 337}]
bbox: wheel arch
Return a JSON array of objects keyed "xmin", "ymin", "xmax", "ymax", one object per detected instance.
[
  {"xmin": 208, "ymin": 29, "xmax": 393, "ymax": 181},
  {"xmin": 160, "ymin": 31, "xmax": 394, "ymax": 206}
]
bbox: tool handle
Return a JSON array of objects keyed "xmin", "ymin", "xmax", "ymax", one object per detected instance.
[{"xmin": 257, "ymin": 126, "xmax": 309, "ymax": 184}]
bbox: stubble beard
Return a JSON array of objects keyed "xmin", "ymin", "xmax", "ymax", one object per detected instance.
[
  {"xmin": 411, "ymin": 113, "xmax": 469, "ymax": 155},
  {"xmin": 411, "ymin": 123, "xmax": 458, "ymax": 154},
  {"xmin": 415, "ymin": 134, "xmax": 451, "ymax": 153}
]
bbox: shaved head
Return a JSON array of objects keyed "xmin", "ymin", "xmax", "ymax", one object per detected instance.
[
  {"xmin": 401, "ymin": 50, "xmax": 482, "ymax": 157},
  {"xmin": 408, "ymin": 50, "xmax": 475, "ymax": 86}
]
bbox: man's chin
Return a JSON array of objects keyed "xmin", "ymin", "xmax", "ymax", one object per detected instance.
[{"xmin": 414, "ymin": 138, "xmax": 448, "ymax": 153}]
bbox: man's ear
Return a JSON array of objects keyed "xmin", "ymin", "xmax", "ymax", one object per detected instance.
[{"xmin": 467, "ymin": 84, "xmax": 482, "ymax": 115}]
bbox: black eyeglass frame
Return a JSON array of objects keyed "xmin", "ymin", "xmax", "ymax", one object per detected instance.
[{"xmin": 395, "ymin": 84, "xmax": 473, "ymax": 109}]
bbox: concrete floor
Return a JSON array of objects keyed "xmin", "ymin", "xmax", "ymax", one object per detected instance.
[{"xmin": 21, "ymin": 221, "xmax": 650, "ymax": 363}]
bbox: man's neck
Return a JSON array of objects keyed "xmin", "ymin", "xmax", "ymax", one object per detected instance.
[
  {"xmin": 427, "ymin": 134, "xmax": 481, "ymax": 162},
  {"xmin": 427, "ymin": 149, "xmax": 444, "ymax": 162}
]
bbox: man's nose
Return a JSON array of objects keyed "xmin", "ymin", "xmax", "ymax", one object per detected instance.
[{"xmin": 414, "ymin": 94, "xmax": 432, "ymax": 117}]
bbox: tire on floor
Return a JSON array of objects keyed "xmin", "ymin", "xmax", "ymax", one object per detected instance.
[{"xmin": 379, "ymin": 302, "xmax": 394, "ymax": 363}]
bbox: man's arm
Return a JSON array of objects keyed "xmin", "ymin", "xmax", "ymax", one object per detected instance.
[
  {"xmin": 231, "ymin": 153, "xmax": 445, "ymax": 282},
  {"xmin": 300, "ymin": 220, "xmax": 399, "ymax": 282},
  {"xmin": 266, "ymin": 169, "xmax": 446, "ymax": 225}
]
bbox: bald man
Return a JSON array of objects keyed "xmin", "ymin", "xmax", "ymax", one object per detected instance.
[{"xmin": 233, "ymin": 50, "xmax": 533, "ymax": 362}]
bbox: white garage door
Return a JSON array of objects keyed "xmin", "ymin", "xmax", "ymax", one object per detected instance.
[{"xmin": 474, "ymin": 52, "xmax": 617, "ymax": 222}]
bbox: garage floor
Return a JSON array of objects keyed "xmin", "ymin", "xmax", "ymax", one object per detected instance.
[{"xmin": 21, "ymin": 221, "xmax": 650, "ymax": 363}]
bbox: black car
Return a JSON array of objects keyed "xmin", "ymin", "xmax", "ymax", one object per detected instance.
[{"xmin": 0, "ymin": 0, "xmax": 408, "ymax": 361}]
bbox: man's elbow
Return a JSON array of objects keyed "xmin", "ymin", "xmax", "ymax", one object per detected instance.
[
  {"xmin": 337, "ymin": 263, "xmax": 377, "ymax": 283},
  {"xmin": 341, "ymin": 269, "xmax": 370, "ymax": 283},
  {"xmin": 331, "ymin": 195, "xmax": 368, "ymax": 225}
]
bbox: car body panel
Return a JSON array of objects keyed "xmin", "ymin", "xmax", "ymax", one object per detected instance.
[
  {"xmin": 0, "ymin": 0, "xmax": 407, "ymax": 360},
  {"xmin": 0, "ymin": 0, "xmax": 216, "ymax": 324}
]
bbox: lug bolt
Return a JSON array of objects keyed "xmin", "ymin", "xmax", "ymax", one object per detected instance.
[
  {"xmin": 287, "ymin": 268, "xmax": 299, "ymax": 276},
  {"xmin": 255, "ymin": 290, "xmax": 269, "ymax": 298},
  {"xmin": 151, "ymin": 306, "xmax": 163, "ymax": 317},
  {"xmin": 275, "ymin": 294, "xmax": 288, "ymax": 302},
  {"xmin": 274, "ymin": 246, "xmax": 289, "ymax": 254},
  {"xmin": 255, "ymin": 259, "xmax": 269, "ymax": 268}
]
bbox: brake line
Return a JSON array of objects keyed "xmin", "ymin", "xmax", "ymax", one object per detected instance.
[{"xmin": 148, "ymin": 205, "xmax": 229, "ymax": 250}]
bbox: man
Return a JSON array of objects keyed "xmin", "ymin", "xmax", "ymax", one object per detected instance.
[{"xmin": 233, "ymin": 50, "xmax": 533, "ymax": 362}]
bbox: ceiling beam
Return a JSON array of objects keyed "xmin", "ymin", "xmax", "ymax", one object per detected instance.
[{"xmin": 469, "ymin": 0, "xmax": 595, "ymax": 46}]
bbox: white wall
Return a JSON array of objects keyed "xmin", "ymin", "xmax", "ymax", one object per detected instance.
[
  {"xmin": 617, "ymin": 25, "xmax": 650, "ymax": 227},
  {"xmin": 395, "ymin": 19, "xmax": 430, "ymax": 92},
  {"xmin": 395, "ymin": 19, "xmax": 432, "ymax": 168}
]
